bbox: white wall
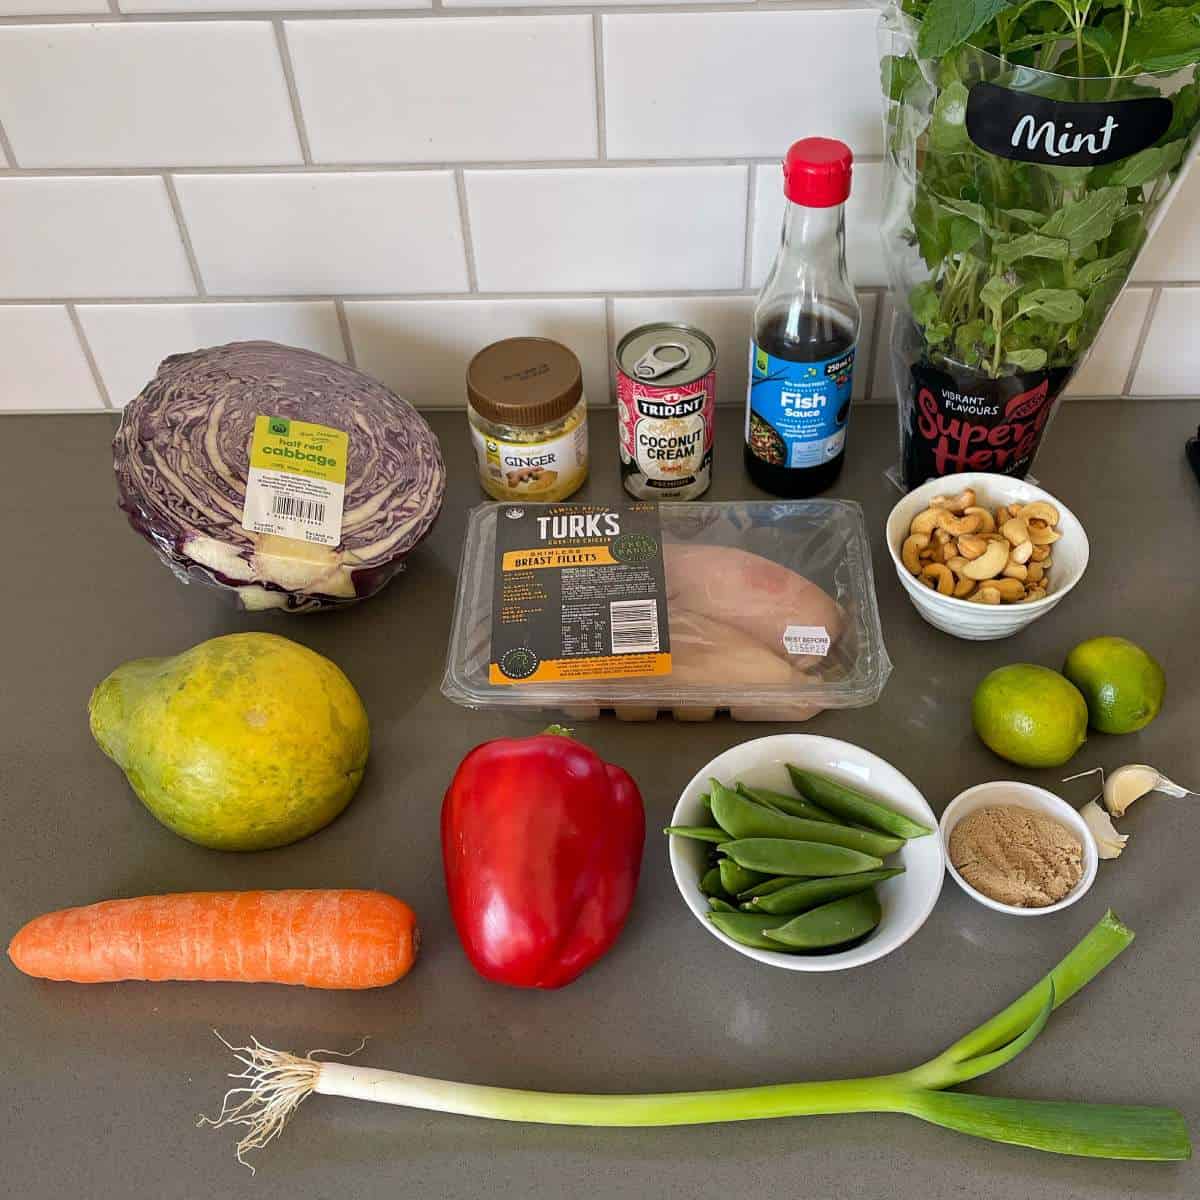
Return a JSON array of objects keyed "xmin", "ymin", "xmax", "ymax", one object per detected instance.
[{"xmin": 0, "ymin": 4, "xmax": 1194, "ymax": 412}]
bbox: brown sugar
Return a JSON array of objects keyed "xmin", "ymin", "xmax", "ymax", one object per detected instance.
[{"xmin": 949, "ymin": 804, "xmax": 1083, "ymax": 908}]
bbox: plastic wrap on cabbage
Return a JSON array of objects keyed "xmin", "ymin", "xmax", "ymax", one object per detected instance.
[{"xmin": 113, "ymin": 341, "xmax": 446, "ymax": 612}]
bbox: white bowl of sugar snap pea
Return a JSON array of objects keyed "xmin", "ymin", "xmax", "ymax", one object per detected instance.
[
  {"xmin": 885, "ymin": 472, "xmax": 1089, "ymax": 640},
  {"xmin": 669, "ymin": 734, "xmax": 945, "ymax": 972}
]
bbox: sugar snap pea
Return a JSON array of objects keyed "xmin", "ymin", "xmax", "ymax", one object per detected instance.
[
  {"xmin": 663, "ymin": 825, "xmax": 729, "ymax": 844},
  {"xmin": 747, "ymin": 868, "xmax": 904, "ymax": 915},
  {"xmin": 722, "ymin": 838, "xmax": 883, "ymax": 876},
  {"xmin": 786, "ymin": 766, "xmax": 933, "ymax": 839},
  {"xmin": 707, "ymin": 911, "xmax": 794, "ymax": 951},
  {"xmin": 707, "ymin": 897, "xmax": 738, "ymax": 913},
  {"xmin": 737, "ymin": 875, "xmax": 808, "ymax": 900},
  {"xmin": 735, "ymin": 783, "xmax": 838, "ymax": 824},
  {"xmin": 710, "ymin": 781, "xmax": 904, "ymax": 858},
  {"xmin": 764, "ymin": 889, "xmax": 883, "ymax": 949},
  {"xmin": 719, "ymin": 858, "xmax": 765, "ymax": 896},
  {"xmin": 699, "ymin": 867, "xmax": 728, "ymax": 898}
]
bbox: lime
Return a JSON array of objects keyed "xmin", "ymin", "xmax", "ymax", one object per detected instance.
[
  {"xmin": 1063, "ymin": 636, "xmax": 1165, "ymax": 734},
  {"xmin": 972, "ymin": 664, "xmax": 1088, "ymax": 767}
]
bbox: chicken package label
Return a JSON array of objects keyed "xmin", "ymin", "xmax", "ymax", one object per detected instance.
[
  {"xmin": 242, "ymin": 414, "xmax": 348, "ymax": 547},
  {"xmin": 490, "ymin": 504, "xmax": 672, "ymax": 685}
]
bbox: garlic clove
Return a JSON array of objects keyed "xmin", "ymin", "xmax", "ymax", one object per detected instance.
[
  {"xmin": 1081, "ymin": 800, "xmax": 1129, "ymax": 859},
  {"xmin": 1103, "ymin": 764, "xmax": 1196, "ymax": 816}
]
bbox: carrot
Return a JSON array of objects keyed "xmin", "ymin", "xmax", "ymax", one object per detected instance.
[{"xmin": 7, "ymin": 890, "xmax": 418, "ymax": 989}]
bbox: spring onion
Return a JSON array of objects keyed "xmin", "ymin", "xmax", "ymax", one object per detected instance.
[{"xmin": 202, "ymin": 911, "xmax": 1190, "ymax": 1170}]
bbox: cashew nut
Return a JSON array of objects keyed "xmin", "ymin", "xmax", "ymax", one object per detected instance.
[
  {"xmin": 1010, "ymin": 540, "xmax": 1034, "ymax": 564},
  {"xmin": 968, "ymin": 586, "xmax": 1002, "ymax": 604},
  {"xmin": 1027, "ymin": 520, "xmax": 1062, "ymax": 546},
  {"xmin": 1026, "ymin": 561, "xmax": 1044, "ymax": 583},
  {"xmin": 991, "ymin": 577, "xmax": 1026, "ymax": 602},
  {"xmin": 953, "ymin": 576, "xmax": 977, "ymax": 598},
  {"xmin": 1002, "ymin": 562, "xmax": 1028, "ymax": 581},
  {"xmin": 901, "ymin": 533, "xmax": 929, "ymax": 575},
  {"xmin": 945, "ymin": 555, "xmax": 970, "ymax": 575},
  {"xmin": 920, "ymin": 563, "xmax": 955, "ymax": 595},
  {"xmin": 1019, "ymin": 500, "xmax": 1060, "ymax": 526},
  {"xmin": 1001, "ymin": 516, "xmax": 1031, "ymax": 545},
  {"xmin": 933, "ymin": 527, "xmax": 952, "ymax": 545},
  {"xmin": 1020, "ymin": 586, "xmax": 1048, "ymax": 603},
  {"xmin": 993, "ymin": 505, "xmax": 1010, "ymax": 529},
  {"xmin": 961, "ymin": 539, "xmax": 1009, "ymax": 580},
  {"xmin": 963, "ymin": 505, "xmax": 996, "ymax": 533},
  {"xmin": 929, "ymin": 488, "xmax": 976, "ymax": 514},
  {"xmin": 1030, "ymin": 544, "xmax": 1051, "ymax": 562},
  {"xmin": 957, "ymin": 534, "xmax": 988, "ymax": 560}
]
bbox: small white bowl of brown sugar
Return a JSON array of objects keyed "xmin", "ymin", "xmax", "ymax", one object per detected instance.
[{"xmin": 941, "ymin": 781, "xmax": 1098, "ymax": 916}]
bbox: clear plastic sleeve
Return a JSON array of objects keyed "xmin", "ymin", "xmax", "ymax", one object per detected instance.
[{"xmin": 442, "ymin": 500, "xmax": 892, "ymax": 722}]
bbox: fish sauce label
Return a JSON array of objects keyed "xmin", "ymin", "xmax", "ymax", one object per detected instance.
[
  {"xmin": 242, "ymin": 414, "xmax": 347, "ymax": 547},
  {"xmin": 746, "ymin": 343, "xmax": 855, "ymax": 468},
  {"xmin": 489, "ymin": 504, "xmax": 671, "ymax": 685}
]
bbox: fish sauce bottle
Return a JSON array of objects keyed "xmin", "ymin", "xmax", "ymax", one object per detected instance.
[{"xmin": 745, "ymin": 138, "xmax": 860, "ymax": 496}]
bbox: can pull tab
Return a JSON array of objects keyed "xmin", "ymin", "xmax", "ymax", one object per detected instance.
[{"xmin": 632, "ymin": 341, "xmax": 692, "ymax": 380}]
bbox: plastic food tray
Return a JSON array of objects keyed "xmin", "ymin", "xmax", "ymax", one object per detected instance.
[{"xmin": 442, "ymin": 500, "xmax": 892, "ymax": 721}]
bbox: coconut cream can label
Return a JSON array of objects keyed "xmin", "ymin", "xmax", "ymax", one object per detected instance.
[{"xmin": 616, "ymin": 323, "xmax": 716, "ymax": 501}]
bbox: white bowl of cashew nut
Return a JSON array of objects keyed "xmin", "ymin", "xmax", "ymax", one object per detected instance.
[{"xmin": 885, "ymin": 472, "xmax": 1089, "ymax": 641}]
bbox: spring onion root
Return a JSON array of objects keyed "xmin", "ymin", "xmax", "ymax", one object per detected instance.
[{"xmin": 202, "ymin": 912, "xmax": 1191, "ymax": 1170}]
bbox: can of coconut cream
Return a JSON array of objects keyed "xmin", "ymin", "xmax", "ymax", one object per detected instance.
[{"xmin": 616, "ymin": 322, "xmax": 716, "ymax": 500}]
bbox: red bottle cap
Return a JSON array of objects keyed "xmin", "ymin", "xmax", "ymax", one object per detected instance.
[{"xmin": 783, "ymin": 137, "xmax": 853, "ymax": 207}]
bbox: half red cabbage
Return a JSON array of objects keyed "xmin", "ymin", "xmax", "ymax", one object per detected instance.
[{"xmin": 114, "ymin": 341, "xmax": 446, "ymax": 612}]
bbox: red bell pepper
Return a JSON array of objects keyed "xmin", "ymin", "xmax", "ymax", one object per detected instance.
[{"xmin": 441, "ymin": 727, "xmax": 644, "ymax": 989}]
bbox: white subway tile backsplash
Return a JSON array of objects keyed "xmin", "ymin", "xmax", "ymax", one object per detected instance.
[
  {"xmin": 0, "ymin": 24, "xmax": 301, "ymax": 169},
  {"xmin": 466, "ymin": 167, "xmax": 747, "ymax": 293},
  {"xmin": 287, "ymin": 17, "xmax": 596, "ymax": 165},
  {"xmin": 603, "ymin": 11, "xmax": 881, "ymax": 160},
  {"xmin": 1131, "ymin": 289, "xmax": 1200, "ymax": 395},
  {"xmin": 77, "ymin": 302, "xmax": 346, "ymax": 408},
  {"xmin": 125, "ymin": 0, "xmax": 426, "ymax": 11},
  {"xmin": 751, "ymin": 162, "xmax": 888, "ymax": 290},
  {"xmin": 344, "ymin": 297, "xmax": 607, "ymax": 409},
  {"xmin": 448, "ymin": 0, "xmax": 715, "ymax": 6},
  {"xmin": 0, "ymin": 306, "xmax": 103, "ymax": 410},
  {"xmin": 872, "ymin": 294, "xmax": 898, "ymax": 403},
  {"xmin": 174, "ymin": 172, "xmax": 469, "ymax": 295},
  {"xmin": 0, "ymin": 178, "xmax": 194, "ymax": 299},
  {"xmin": 1065, "ymin": 289, "xmax": 1152, "ymax": 397},
  {"xmin": 1134, "ymin": 156, "xmax": 1200, "ymax": 283},
  {"xmin": 0, "ymin": 0, "xmax": 105, "ymax": 14},
  {"xmin": 613, "ymin": 292, "xmax": 877, "ymax": 410}
]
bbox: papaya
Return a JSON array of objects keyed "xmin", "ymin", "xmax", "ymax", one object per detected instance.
[{"xmin": 89, "ymin": 633, "xmax": 369, "ymax": 851}]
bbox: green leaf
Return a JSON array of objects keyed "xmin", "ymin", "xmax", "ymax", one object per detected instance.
[
  {"xmin": 1122, "ymin": 6, "xmax": 1200, "ymax": 73},
  {"xmin": 930, "ymin": 81, "xmax": 971, "ymax": 153},
  {"xmin": 926, "ymin": 321, "xmax": 953, "ymax": 346},
  {"xmin": 918, "ymin": 0, "xmax": 1016, "ymax": 57},
  {"xmin": 1163, "ymin": 79, "xmax": 1200, "ymax": 144},
  {"xmin": 1003, "ymin": 208, "xmax": 1048, "ymax": 228},
  {"xmin": 1005, "ymin": 348, "xmax": 1049, "ymax": 371},
  {"xmin": 910, "ymin": 281, "xmax": 941, "ymax": 326},
  {"xmin": 994, "ymin": 231, "xmax": 1070, "ymax": 266},
  {"xmin": 1039, "ymin": 188, "xmax": 1126, "ymax": 254},
  {"xmin": 1017, "ymin": 288, "xmax": 1084, "ymax": 324},
  {"xmin": 1072, "ymin": 249, "xmax": 1133, "ymax": 290},
  {"xmin": 980, "ymin": 274, "xmax": 1019, "ymax": 317},
  {"xmin": 1092, "ymin": 141, "xmax": 1186, "ymax": 189},
  {"xmin": 881, "ymin": 54, "xmax": 923, "ymax": 103},
  {"xmin": 948, "ymin": 215, "xmax": 981, "ymax": 254}
]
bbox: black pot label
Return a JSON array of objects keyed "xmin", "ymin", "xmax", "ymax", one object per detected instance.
[
  {"xmin": 900, "ymin": 361, "xmax": 1072, "ymax": 487},
  {"xmin": 965, "ymin": 81, "xmax": 1172, "ymax": 167}
]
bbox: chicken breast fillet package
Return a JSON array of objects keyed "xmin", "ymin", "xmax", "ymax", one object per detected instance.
[{"xmin": 443, "ymin": 501, "xmax": 891, "ymax": 722}]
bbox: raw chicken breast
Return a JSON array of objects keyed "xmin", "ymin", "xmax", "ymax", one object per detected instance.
[
  {"xmin": 664, "ymin": 543, "xmax": 844, "ymax": 669},
  {"xmin": 668, "ymin": 609, "xmax": 795, "ymax": 686}
]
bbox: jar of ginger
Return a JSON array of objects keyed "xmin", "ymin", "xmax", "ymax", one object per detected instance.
[{"xmin": 467, "ymin": 337, "xmax": 589, "ymax": 501}]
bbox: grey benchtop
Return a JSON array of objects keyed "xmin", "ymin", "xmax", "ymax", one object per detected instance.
[{"xmin": 1, "ymin": 401, "xmax": 1197, "ymax": 1199}]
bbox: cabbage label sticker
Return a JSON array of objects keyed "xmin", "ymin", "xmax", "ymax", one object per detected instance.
[{"xmin": 242, "ymin": 415, "xmax": 348, "ymax": 547}]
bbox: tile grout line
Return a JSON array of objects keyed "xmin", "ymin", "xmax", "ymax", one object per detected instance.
[
  {"xmin": 334, "ymin": 298, "xmax": 358, "ymax": 366},
  {"xmin": 161, "ymin": 173, "xmax": 208, "ymax": 296},
  {"xmin": 66, "ymin": 303, "xmax": 115, "ymax": 410},
  {"xmin": 1123, "ymin": 286, "xmax": 1162, "ymax": 396},
  {"xmin": 0, "ymin": 113, "xmax": 17, "ymax": 169},
  {"xmin": 592, "ymin": 13, "xmax": 608, "ymax": 160},
  {"xmin": 454, "ymin": 169, "xmax": 481, "ymax": 292},
  {"xmin": 603, "ymin": 295, "xmax": 616, "ymax": 400},
  {"xmin": 0, "ymin": 156, "xmax": 888, "ymax": 178},
  {"xmin": 741, "ymin": 164, "xmax": 756, "ymax": 289},
  {"xmin": 273, "ymin": 19, "xmax": 314, "ymax": 166}
]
